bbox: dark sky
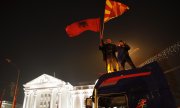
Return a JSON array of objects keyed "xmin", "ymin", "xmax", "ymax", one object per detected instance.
[{"xmin": 0, "ymin": 0, "xmax": 180, "ymax": 104}]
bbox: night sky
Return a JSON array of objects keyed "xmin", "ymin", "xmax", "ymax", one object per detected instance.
[{"xmin": 0, "ymin": 0, "xmax": 180, "ymax": 104}]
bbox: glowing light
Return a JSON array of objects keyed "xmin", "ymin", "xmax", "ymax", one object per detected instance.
[
  {"xmin": 140, "ymin": 41, "xmax": 180, "ymax": 66},
  {"xmin": 129, "ymin": 47, "xmax": 140, "ymax": 55}
]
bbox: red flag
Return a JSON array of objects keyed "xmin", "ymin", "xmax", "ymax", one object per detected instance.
[
  {"xmin": 65, "ymin": 18, "xmax": 100, "ymax": 37},
  {"xmin": 104, "ymin": 0, "xmax": 129, "ymax": 23}
]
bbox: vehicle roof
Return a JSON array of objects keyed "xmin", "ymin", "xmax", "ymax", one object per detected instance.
[{"xmin": 95, "ymin": 61, "xmax": 169, "ymax": 94}]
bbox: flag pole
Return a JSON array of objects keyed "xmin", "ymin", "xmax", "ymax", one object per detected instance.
[
  {"xmin": 99, "ymin": 20, "xmax": 102, "ymax": 41},
  {"xmin": 101, "ymin": 22, "xmax": 105, "ymax": 39},
  {"xmin": 100, "ymin": 0, "xmax": 106, "ymax": 40}
]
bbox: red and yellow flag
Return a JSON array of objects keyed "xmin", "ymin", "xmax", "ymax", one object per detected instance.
[
  {"xmin": 66, "ymin": 18, "xmax": 100, "ymax": 37},
  {"xmin": 104, "ymin": 0, "xmax": 129, "ymax": 23}
]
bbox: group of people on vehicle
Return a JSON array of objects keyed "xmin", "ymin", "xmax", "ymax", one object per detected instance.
[{"xmin": 99, "ymin": 37, "xmax": 136, "ymax": 73}]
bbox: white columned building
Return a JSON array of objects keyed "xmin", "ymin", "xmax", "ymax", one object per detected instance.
[
  {"xmin": 71, "ymin": 85, "xmax": 94, "ymax": 108},
  {"xmin": 23, "ymin": 74, "xmax": 94, "ymax": 108},
  {"xmin": 23, "ymin": 74, "xmax": 73, "ymax": 108}
]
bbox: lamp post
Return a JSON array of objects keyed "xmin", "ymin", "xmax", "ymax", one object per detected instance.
[
  {"xmin": 0, "ymin": 88, "xmax": 6, "ymax": 108},
  {"xmin": 5, "ymin": 58, "xmax": 20, "ymax": 108}
]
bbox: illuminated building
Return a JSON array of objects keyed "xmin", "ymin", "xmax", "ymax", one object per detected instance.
[
  {"xmin": 23, "ymin": 74, "xmax": 94, "ymax": 108},
  {"xmin": 71, "ymin": 85, "xmax": 94, "ymax": 108},
  {"xmin": 1, "ymin": 101, "xmax": 22, "ymax": 108}
]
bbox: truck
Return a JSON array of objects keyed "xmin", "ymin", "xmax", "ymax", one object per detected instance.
[{"xmin": 85, "ymin": 61, "xmax": 176, "ymax": 108}]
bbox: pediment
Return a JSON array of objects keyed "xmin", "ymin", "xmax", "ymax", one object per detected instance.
[{"xmin": 23, "ymin": 74, "xmax": 66, "ymax": 88}]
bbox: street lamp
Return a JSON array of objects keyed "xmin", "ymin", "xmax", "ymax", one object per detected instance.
[{"xmin": 5, "ymin": 58, "xmax": 20, "ymax": 108}]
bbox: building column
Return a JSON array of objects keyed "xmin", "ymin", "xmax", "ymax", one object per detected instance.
[
  {"xmin": 58, "ymin": 92, "xmax": 61, "ymax": 108},
  {"xmin": 25, "ymin": 91, "xmax": 30, "ymax": 108},
  {"xmin": 28, "ymin": 91, "xmax": 33, "ymax": 108},
  {"xmin": 80, "ymin": 92, "xmax": 84, "ymax": 108},
  {"xmin": 33, "ymin": 90, "xmax": 37, "ymax": 108},
  {"xmin": 50, "ymin": 89, "xmax": 54, "ymax": 108},
  {"xmin": 23, "ymin": 91, "xmax": 28, "ymax": 108},
  {"xmin": 72, "ymin": 93, "xmax": 75, "ymax": 108}
]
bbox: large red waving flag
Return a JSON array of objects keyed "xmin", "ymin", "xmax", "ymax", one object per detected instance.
[
  {"xmin": 65, "ymin": 18, "xmax": 100, "ymax": 37},
  {"xmin": 104, "ymin": 0, "xmax": 129, "ymax": 23}
]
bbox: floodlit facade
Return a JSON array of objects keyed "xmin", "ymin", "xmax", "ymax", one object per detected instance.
[
  {"xmin": 23, "ymin": 74, "xmax": 94, "ymax": 108},
  {"xmin": 1, "ymin": 101, "xmax": 22, "ymax": 108},
  {"xmin": 72, "ymin": 85, "xmax": 94, "ymax": 108}
]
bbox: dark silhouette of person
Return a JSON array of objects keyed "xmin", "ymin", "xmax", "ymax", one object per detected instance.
[
  {"xmin": 117, "ymin": 40, "xmax": 136, "ymax": 70},
  {"xmin": 99, "ymin": 38, "xmax": 119, "ymax": 73}
]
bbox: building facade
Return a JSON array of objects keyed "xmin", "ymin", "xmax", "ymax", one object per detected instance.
[
  {"xmin": 23, "ymin": 74, "xmax": 94, "ymax": 108},
  {"xmin": 1, "ymin": 101, "xmax": 22, "ymax": 108},
  {"xmin": 71, "ymin": 85, "xmax": 94, "ymax": 108}
]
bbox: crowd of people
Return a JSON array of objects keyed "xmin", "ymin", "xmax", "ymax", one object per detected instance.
[{"xmin": 99, "ymin": 38, "xmax": 136, "ymax": 73}]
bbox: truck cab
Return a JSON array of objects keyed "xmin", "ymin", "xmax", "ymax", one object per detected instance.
[{"xmin": 85, "ymin": 61, "xmax": 176, "ymax": 108}]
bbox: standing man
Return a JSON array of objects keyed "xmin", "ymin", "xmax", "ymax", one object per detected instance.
[
  {"xmin": 117, "ymin": 40, "xmax": 136, "ymax": 70},
  {"xmin": 99, "ymin": 38, "xmax": 120, "ymax": 73}
]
